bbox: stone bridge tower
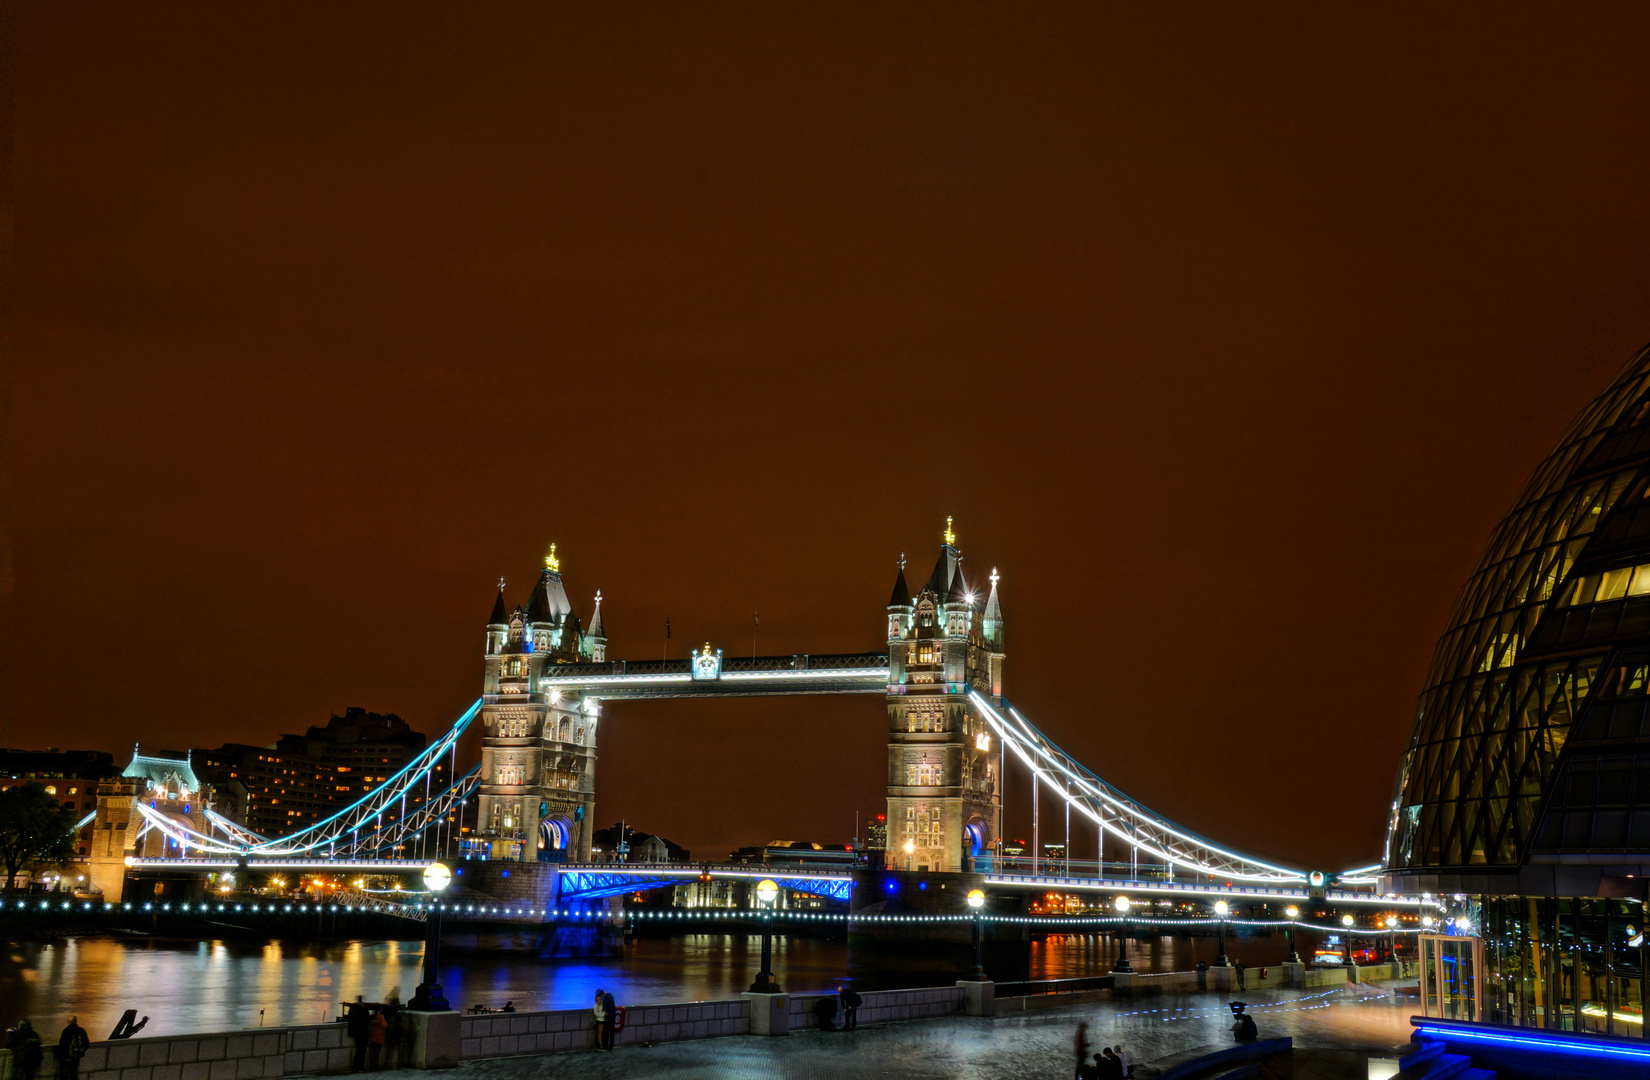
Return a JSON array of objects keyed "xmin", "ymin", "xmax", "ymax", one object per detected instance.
[
  {"xmin": 884, "ymin": 520, "xmax": 1004, "ymax": 872},
  {"xmin": 477, "ymin": 544, "xmax": 607, "ymax": 862}
]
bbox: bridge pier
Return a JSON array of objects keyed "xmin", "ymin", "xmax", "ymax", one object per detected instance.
[
  {"xmin": 847, "ymin": 869, "xmax": 1031, "ymax": 987},
  {"xmin": 442, "ymin": 859, "xmax": 623, "ymax": 957}
]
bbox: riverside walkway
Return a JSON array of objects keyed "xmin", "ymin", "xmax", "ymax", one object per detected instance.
[{"xmin": 383, "ymin": 984, "xmax": 1416, "ymax": 1080}]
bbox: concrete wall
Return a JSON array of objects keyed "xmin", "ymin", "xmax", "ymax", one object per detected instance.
[
  {"xmin": 786, "ymin": 986, "xmax": 965, "ymax": 1028},
  {"xmin": 0, "ymin": 1022, "xmax": 380, "ymax": 1080},
  {"xmin": 456, "ymin": 1000, "xmax": 749, "ymax": 1057}
]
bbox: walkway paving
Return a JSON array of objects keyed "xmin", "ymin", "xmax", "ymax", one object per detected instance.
[{"xmin": 377, "ymin": 984, "xmax": 1419, "ymax": 1080}]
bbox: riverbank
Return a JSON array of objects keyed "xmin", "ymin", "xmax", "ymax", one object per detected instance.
[{"xmin": 0, "ymin": 978, "xmax": 1418, "ymax": 1080}]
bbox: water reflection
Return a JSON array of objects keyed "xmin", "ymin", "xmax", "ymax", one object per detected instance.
[{"xmin": 3, "ymin": 930, "xmax": 1297, "ymax": 1038}]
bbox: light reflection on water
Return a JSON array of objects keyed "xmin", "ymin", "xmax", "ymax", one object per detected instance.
[
  {"xmin": 1, "ymin": 935, "xmax": 847, "ymax": 1038},
  {"xmin": 2, "ymin": 931, "xmax": 1294, "ymax": 1037}
]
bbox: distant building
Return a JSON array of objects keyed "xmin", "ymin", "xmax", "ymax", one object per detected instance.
[
  {"xmin": 0, "ymin": 748, "xmax": 120, "ymax": 856},
  {"xmin": 194, "ymin": 707, "xmax": 428, "ymax": 838},
  {"xmin": 866, "ymin": 814, "xmax": 887, "ymax": 854},
  {"xmin": 590, "ymin": 822, "xmax": 689, "ymax": 864},
  {"xmin": 728, "ymin": 841, "xmax": 858, "ymax": 868}
]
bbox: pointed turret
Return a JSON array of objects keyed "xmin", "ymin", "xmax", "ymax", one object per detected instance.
[
  {"xmin": 587, "ymin": 591, "xmax": 608, "ymax": 661},
  {"xmin": 488, "ymin": 582, "xmax": 509, "ymax": 626},
  {"xmin": 982, "ymin": 568, "xmax": 1004, "ymax": 647},
  {"xmin": 525, "ymin": 543, "xmax": 574, "ymax": 625},
  {"xmin": 946, "ymin": 565, "xmax": 971, "ymax": 606},
  {"xmin": 888, "ymin": 565, "xmax": 911, "ymax": 607},
  {"xmin": 926, "ymin": 516, "xmax": 961, "ymax": 597}
]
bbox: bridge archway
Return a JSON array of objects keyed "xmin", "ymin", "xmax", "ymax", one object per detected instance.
[{"xmin": 539, "ymin": 816, "xmax": 572, "ymax": 863}]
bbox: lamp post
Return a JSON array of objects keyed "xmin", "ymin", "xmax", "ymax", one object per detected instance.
[
  {"xmin": 1112, "ymin": 896, "xmax": 1134, "ymax": 973},
  {"xmin": 412, "ymin": 862, "xmax": 451, "ymax": 1011},
  {"xmin": 966, "ymin": 888, "xmax": 987, "ymax": 979},
  {"xmin": 1341, "ymin": 914, "xmax": 1355, "ymax": 966},
  {"xmin": 903, "ymin": 838, "xmax": 915, "ymax": 871},
  {"xmin": 1385, "ymin": 915, "xmax": 1399, "ymax": 968},
  {"xmin": 748, "ymin": 878, "xmax": 781, "ymax": 993},
  {"xmin": 1284, "ymin": 906, "xmax": 1301, "ymax": 964},
  {"xmin": 1213, "ymin": 900, "xmax": 1230, "ymax": 967}
]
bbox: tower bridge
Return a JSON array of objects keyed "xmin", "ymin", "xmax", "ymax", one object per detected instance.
[{"xmin": 93, "ymin": 522, "xmax": 1382, "ymax": 907}]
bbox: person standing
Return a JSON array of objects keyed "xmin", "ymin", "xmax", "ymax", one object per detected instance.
[
  {"xmin": 58, "ymin": 1017, "xmax": 90, "ymax": 1080},
  {"xmin": 367, "ymin": 1011, "xmax": 387, "ymax": 1071},
  {"xmin": 1099, "ymin": 1048, "xmax": 1124, "ymax": 1080},
  {"xmin": 6, "ymin": 1020, "xmax": 43, "ymax": 1080},
  {"xmin": 811, "ymin": 995, "xmax": 838, "ymax": 1031},
  {"xmin": 1113, "ymin": 1044, "xmax": 1130, "ymax": 1078},
  {"xmin": 1074, "ymin": 1022, "xmax": 1090, "ymax": 1080},
  {"xmin": 599, "ymin": 989, "xmax": 617, "ymax": 1051},
  {"xmin": 838, "ymin": 986, "xmax": 861, "ymax": 1031},
  {"xmin": 591, "ymin": 990, "xmax": 607, "ymax": 1051},
  {"xmin": 1234, "ymin": 959, "xmax": 1247, "ymax": 990},
  {"xmin": 345, "ymin": 1002, "xmax": 370, "ymax": 1072}
]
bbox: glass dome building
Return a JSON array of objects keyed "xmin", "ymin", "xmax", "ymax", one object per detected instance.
[{"xmin": 1385, "ymin": 343, "xmax": 1650, "ymax": 1035}]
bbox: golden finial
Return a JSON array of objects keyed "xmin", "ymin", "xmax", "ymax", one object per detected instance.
[
  {"xmin": 943, "ymin": 516, "xmax": 956, "ymax": 547},
  {"xmin": 545, "ymin": 543, "xmax": 561, "ymax": 573},
  {"xmin": 702, "ymin": 641, "xmax": 713, "ymax": 656}
]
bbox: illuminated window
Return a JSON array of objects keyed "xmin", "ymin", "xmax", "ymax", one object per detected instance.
[
  {"xmin": 905, "ymin": 763, "xmax": 941, "ymax": 786},
  {"xmin": 508, "ymin": 659, "xmax": 521, "ymax": 677},
  {"xmin": 907, "ymin": 704, "xmax": 944, "ymax": 732}
]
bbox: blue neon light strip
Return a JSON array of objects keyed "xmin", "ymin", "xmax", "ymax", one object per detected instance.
[{"xmin": 1415, "ymin": 1023, "xmax": 1650, "ymax": 1061}]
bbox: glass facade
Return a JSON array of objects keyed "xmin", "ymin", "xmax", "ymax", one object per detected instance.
[
  {"xmin": 1475, "ymin": 897, "xmax": 1645, "ymax": 1035},
  {"xmin": 1387, "ymin": 343, "xmax": 1650, "ymax": 883},
  {"xmin": 1386, "ymin": 343, "xmax": 1650, "ymax": 1038}
]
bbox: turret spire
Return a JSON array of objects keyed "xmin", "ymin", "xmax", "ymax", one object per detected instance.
[
  {"xmin": 488, "ymin": 581, "xmax": 509, "ymax": 626},
  {"xmin": 589, "ymin": 590, "xmax": 606, "ymax": 637},
  {"xmin": 545, "ymin": 542, "xmax": 561, "ymax": 573}
]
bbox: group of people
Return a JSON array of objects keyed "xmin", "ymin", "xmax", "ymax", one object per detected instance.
[
  {"xmin": 1074, "ymin": 1027, "xmax": 1131, "ymax": 1080},
  {"xmin": 343, "ymin": 996, "xmax": 399, "ymax": 1072},
  {"xmin": 591, "ymin": 988, "xmax": 618, "ymax": 1050},
  {"xmin": 4, "ymin": 1018, "xmax": 90, "ymax": 1080},
  {"xmin": 810, "ymin": 987, "xmax": 863, "ymax": 1031},
  {"xmin": 3, "ymin": 1018, "xmax": 90, "ymax": 1080}
]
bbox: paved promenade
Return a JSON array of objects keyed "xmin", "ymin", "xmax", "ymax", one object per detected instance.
[{"xmin": 377, "ymin": 984, "xmax": 1417, "ymax": 1080}]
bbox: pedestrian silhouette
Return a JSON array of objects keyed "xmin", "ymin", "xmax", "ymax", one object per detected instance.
[{"xmin": 59, "ymin": 1017, "xmax": 90, "ymax": 1080}]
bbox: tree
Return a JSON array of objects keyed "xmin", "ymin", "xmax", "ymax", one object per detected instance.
[{"xmin": 0, "ymin": 783, "xmax": 80, "ymax": 892}]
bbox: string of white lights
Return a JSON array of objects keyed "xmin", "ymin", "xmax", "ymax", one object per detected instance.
[{"xmin": 0, "ymin": 899, "xmax": 1426, "ymax": 932}]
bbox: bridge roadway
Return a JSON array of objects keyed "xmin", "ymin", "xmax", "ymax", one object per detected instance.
[{"xmin": 122, "ymin": 859, "xmax": 1429, "ymax": 908}]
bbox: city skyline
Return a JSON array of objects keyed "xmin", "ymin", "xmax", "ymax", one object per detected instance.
[{"xmin": 12, "ymin": 6, "xmax": 1650, "ymax": 870}]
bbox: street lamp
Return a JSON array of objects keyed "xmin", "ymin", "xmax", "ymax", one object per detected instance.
[
  {"xmin": 1213, "ymin": 900, "xmax": 1230, "ymax": 967},
  {"xmin": 966, "ymin": 889, "xmax": 987, "ymax": 979},
  {"xmin": 412, "ymin": 862, "xmax": 451, "ymax": 1011},
  {"xmin": 748, "ymin": 879, "xmax": 781, "ymax": 993},
  {"xmin": 1340, "ymin": 913, "xmax": 1355, "ymax": 966},
  {"xmin": 1284, "ymin": 905, "xmax": 1301, "ymax": 964},
  {"xmin": 1112, "ymin": 896, "xmax": 1134, "ymax": 973},
  {"xmin": 1385, "ymin": 915, "xmax": 1399, "ymax": 967},
  {"xmin": 903, "ymin": 838, "xmax": 915, "ymax": 871}
]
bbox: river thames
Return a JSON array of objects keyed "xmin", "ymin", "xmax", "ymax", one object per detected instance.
[{"xmin": 2, "ymin": 931, "xmax": 1303, "ymax": 1037}]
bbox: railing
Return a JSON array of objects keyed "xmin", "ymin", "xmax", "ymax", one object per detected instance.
[{"xmin": 994, "ymin": 974, "xmax": 1115, "ymax": 997}]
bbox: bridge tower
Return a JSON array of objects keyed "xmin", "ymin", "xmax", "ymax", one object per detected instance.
[
  {"xmin": 477, "ymin": 544, "xmax": 604, "ymax": 862},
  {"xmin": 884, "ymin": 521, "xmax": 1004, "ymax": 873}
]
